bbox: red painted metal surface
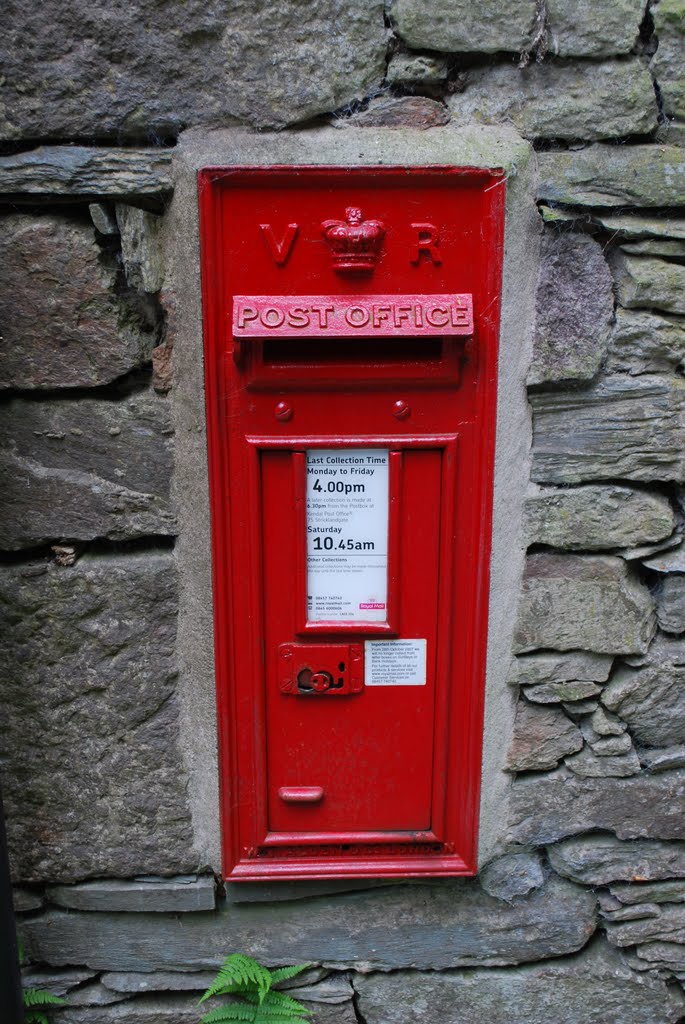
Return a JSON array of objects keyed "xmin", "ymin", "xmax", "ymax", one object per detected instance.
[{"xmin": 198, "ymin": 165, "xmax": 505, "ymax": 880}]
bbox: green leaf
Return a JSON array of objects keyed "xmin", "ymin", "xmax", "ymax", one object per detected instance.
[
  {"xmin": 200, "ymin": 954, "xmax": 273, "ymax": 1005},
  {"xmin": 25, "ymin": 1013, "xmax": 49, "ymax": 1024},
  {"xmin": 271, "ymin": 964, "xmax": 312, "ymax": 986},
  {"xmin": 251, "ymin": 990, "xmax": 312, "ymax": 1015},
  {"xmin": 200, "ymin": 1005, "xmax": 258, "ymax": 1024},
  {"xmin": 23, "ymin": 988, "xmax": 67, "ymax": 1008}
]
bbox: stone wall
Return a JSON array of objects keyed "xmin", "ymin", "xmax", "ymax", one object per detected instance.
[{"xmin": 1, "ymin": 1, "xmax": 685, "ymax": 1022}]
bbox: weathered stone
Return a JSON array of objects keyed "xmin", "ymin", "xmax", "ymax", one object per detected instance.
[
  {"xmin": 0, "ymin": 3, "xmax": 387, "ymax": 139},
  {"xmin": 537, "ymin": 146, "xmax": 685, "ymax": 208},
  {"xmin": 0, "ymin": 214, "xmax": 155, "ymax": 390},
  {"xmin": 637, "ymin": 941, "xmax": 685, "ymax": 966},
  {"xmin": 46, "ymin": 876, "xmax": 215, "ymax": 913},
  {"xmin": 611, "ymin": 879, "xmax": 685, "ymax": 905},
  {"xmin": 530, "ymin": 375, "xmax": 685, "ymax": 484},
  {"xmin": 644, "ymin": 543, "xmax": 685, "ymax": 573},
  {"xmin": 0, "ymin": 552, "xmax": 195, "ymax": 883},
  {"xmin": 605, "ymin": 904, "xmax": 685, "ymax": 946},
  {"xmin": 20, "ymin": 876, "xmax": 597, "ymax": 971},
  {"xmin": 606, "ymin": 309, "xmax": 685, "ymax": 376},
  {"xmin": 390, "ymin": 0, "xmax": 537, "ymax": 54},
  {"xmin": 13, "ymin": 886, "xmax": 43, "ymax": 912},
  {"xmin": 622, "ymin": 239, "xmax": 685, "ymax": 258},
  {"xmin": 563, "ymin": 698, "xmax": 601, "ymax": 715},
  {"xmin": 529, "ymin": 231, "xmax": 613, "ymax": 385},
  {"xmin": 479, "ymin": 852, "xmax": 546, "ymax": 903},
  {"xmin": 101, "ymin": 971, "xmax": 219, "ymax": 994},
  {"xmin": 640, "ymin": 745, "xmax": 685, "ymax": 772},
  {"xmin": 0, "ymin": 391, "xmax": 176, "ymax": 548},
  {"xmin": 225, "ymin": 880, "xmax": 390, "ymax": 903},
  {"xmin": 511, "ymin": 651, "xmax": 613, "ymax": 686},
  {"xmin": 448, "ymin": 60, "xmax": 656, "ymax": 141},
  {"xmin": 385, "ymin": 52, "xmax": 450, "ymax": 86},
  {"xmin": 525, "ymin": 484, "xmax": 675, "ymax": 551},
  {"xmin": 602, "ymin": 652, "xmax": 685, "ymax": 747},
  {"xmin": 88, "ymin": 203, "xmax": 118, "ymax": 235},
  {"xmin": 22, "ymin": 969, "xmax": 97, "ymax": 997},
  {"xmin": 514, "ymin": 553, "xmax": 655, "ymax": 655},
  {"xmin": 592, "ymin": 707, "xmax": 627, "ymax": 737},
  {"xmin": 602, "ymin": 903, "xmax": 662, "ymax": 922},
  {"xmin": 116, "ymin": 206, "xmax": 164, "ymax": 293},
  {"xmin": 53, "ymin": 997, "xmax": 357, "ymax": 1024},
  {"xmin": 590, "ymin": 733, "xmax": 633, "ymax": 757},
  {"xmin": 548, "ymin": 834, "xmax": 685, "ymax": 885},
  {"xmin": 345, "ymin": 96, "xmax": 449, "ymax": 128},
  {"xmin": 657, "ymin": 575, "xmax": 685, "ymax": 634},
  {"xmin": 546, "ymin": 0, "xmax": 646, "ymax": 56},
  {"xmin": 619, "ymin": 533, "xmax": 683, "ymax": 562},
  {"xmin": 565, "ymin": 746, "xmax": 641, "ymax": 777},
  {"xmin": 0, "ymin": 148, "xmax": 172, "ymax": 203},
  {"xmin": 539, "ymin": 209, "xmax": 685, "ymax": 240},
  {"xmin": 523, "ymin": 681, "xmax": 603, "ymax": 704},
  {"xmin": 510, "ymin": 770, "xmax": 685, "ymax": 845},
  {"xmin": 610, "ymin": 251, "xmax": 685, "ymax": 315},
  {"xmin": 287, "ymin": 978, "xmax": 354, "ymax": 1005},
  {"xmin": 66, "ymin": 982, "xmax": 128, "ymax": 1006},
  {"xmin": 507, "ymin": 703, "xmax": 583, "ymax": 771},
  {"xmin": 354, "ymin": 940, "xmax": 684, "ymax": 1024},
  {"xmin": 652, "ymin": 0, "xmax": 685, "ymax": 121}
]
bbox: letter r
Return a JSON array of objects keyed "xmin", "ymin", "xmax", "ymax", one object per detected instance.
[{"xmin": 410, "ymin": 223, "xmax": 442, "ymax": 265}]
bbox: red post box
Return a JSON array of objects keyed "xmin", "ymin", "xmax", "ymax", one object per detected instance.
[{"xmin": 199, "ymin": 165, "xmax": 505, "ymax": 880}]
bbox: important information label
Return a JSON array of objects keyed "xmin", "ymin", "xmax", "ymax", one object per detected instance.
[
  {"xmin": 306, "ymin": 449, "xmax": 389, "ymax": 622},
  {"xmin": 365, "ymin": 640, "xmax": 428, "ymax": 686}
]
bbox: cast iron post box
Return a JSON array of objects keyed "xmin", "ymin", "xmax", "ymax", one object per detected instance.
[{"xmin": 199, "ymin": 165, "xmax": 504, "ymax": 880}]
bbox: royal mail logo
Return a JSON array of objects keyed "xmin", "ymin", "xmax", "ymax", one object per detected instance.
[{"xmin": 233, "ymin": 294, "xmax": 473, "ymax": 339}]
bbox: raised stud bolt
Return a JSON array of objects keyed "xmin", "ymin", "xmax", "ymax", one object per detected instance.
[
  {"xmin": 275, "ymin": 401, "xmax": 293, "ymax": 422},
  {"xmin": 393, "ymin": 399, "xmax": 411, "ymax": 420}
]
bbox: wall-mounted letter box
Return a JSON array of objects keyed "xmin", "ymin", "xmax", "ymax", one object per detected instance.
[{"xmin": 199, "ymin": 164, "xmax": 505, "ymax": 880}]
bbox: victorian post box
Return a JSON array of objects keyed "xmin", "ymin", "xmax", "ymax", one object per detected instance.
[{"xmin": 198, "ymin": 164, "xmax": 505, "ymax": 880}]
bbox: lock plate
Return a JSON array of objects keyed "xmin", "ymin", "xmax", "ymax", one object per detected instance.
[{"xmin": 279, "ymin": 643, "xmax": 364, "ymax": 696}]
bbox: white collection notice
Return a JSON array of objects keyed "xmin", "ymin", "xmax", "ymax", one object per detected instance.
[{"xmin": 306, "ymin": 448, "xmax": 389, "ymax": 622}]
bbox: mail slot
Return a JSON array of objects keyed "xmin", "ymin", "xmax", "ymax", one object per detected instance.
[{"xmin": 198, "ymin": 165, "xmax": 505, "ymax": 880}]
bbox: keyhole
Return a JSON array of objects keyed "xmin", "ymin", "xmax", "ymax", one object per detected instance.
[{"xmin": 297, "ymin": 668, "xmax": 313, "ymax": 692}]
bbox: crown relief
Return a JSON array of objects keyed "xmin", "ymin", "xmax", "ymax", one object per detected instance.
[{"xmin": 321, "ymin": 207, "xmax": 386, "ymax": 274}]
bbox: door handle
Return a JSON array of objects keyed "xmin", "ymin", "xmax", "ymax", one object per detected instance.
[{"xmin": 278, "ymin": 786, "xmax": 324, "ymax": 804}]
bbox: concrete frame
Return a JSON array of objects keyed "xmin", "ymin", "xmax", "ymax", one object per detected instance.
[{"xmin": 166, "ymin": 126, "xmax": 540, "ymax": 877}]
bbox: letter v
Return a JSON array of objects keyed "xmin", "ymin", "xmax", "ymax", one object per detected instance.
[{"xmin": 260, "ymin": 223, "xmax": 299, "ymax": 266}]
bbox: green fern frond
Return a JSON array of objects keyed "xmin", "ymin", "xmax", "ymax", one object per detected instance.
[
  {"xmin": 270, "ymin": 964, "xmax": 312, "ymax": 986},
  {"xmin": 25, "ymin": 1013, "xmax": 49, "ymax": 1024},
  {"xmin": 23, "ymin": 988, "xmax": 67, "ymax": 1008},
  {"xmin": 200, "ymin": 954, "xmax": 273, "ymax": 1004},
  {"xmin": 245, "ymin": 989, "xmax": 312, "ymax": 1015}
]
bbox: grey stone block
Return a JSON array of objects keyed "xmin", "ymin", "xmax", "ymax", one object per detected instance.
[
  {"xmin": 479, "ymin": 852, "xmax": 545, "ymax": 903},
  {"xmin": 12, "ymin": 886, "xmax": 43, "ymax": 912},
  {"xmin": 610, "ymin": 879, "xmax": 685, "ymax": 906},
  {"xmin": 524, "ymin": 681, "xmax": 604, "ymax": 704},
  {"xmin": 651, "ymin": 0, "xmax": 685, "ymax": 122},
  {"xmin": 353, "ymin": 940, "xmax": 684, "ymax": 1024},
  {"xmin": 448, "ymin": 60, "xmax": 656, "ymax": 141},
  {"xmin": 0, "ymin": 213, "xmax": 155, "ymax": 391},
  {"xmin": 0, "ymin": 147, "xmax": 172, "ymax": 203},
  {"xmin": 0, "ymin": 391, "xmax": 176, "ymax": 548},
  {"xmin": 385, "ymin": 52, "xmax": 450, "ymax": 86},
  {"xmin": 602, "ymin": 649, "xmax": 685, "ymax": 747},
  {"xmin": 344, "ymin": 96, "xmax": 449, "ymax": 128},
  {"xmin": 511, "ymin": 651, "xmax": 613, "ymax": 686},
  {"xmin": 46, "ymin": 876, "xmax": 215, "ymax": 913},
  {"xmin": 602, "ymin": 903, "xmax": 662, "ymax": 922},
  {"xmin": 636, "ymin": 941, "xmax": 685, "ymax": 967},
  {"xmin": 22, "ymin": 968, "xmax": 96, "ymax": 996},
  {"xmin": 546, "ymin": 0, "xmax": 646, "ymax": 55},
  {"xmin": 116, "ymin": 206, "xmax": 164, "ymax": 293},
  {"xmin": 514, "ymin": 553, "xmax": 655, "ymax": 655},
  {"xmin": 101, "ymin": 971, "xmax": 216, "ymax": 993},
  {"xmin": 389, "ymin": 0, "xmax": 537, "ymax": 54},
  {"xmin": 537, "ymin": 146, "xmax": 685, "ymax": 208},
  {"xmin": 20, "ymin": 876, "xmax": 597, "ymax": 971},
  {"xmin": 610, "ymin": 251, "xmax": 685, "ymax": 315},
  {"xmin": 640, "ymin": 746, "xmax": 685, "ymax": 772},
  {"xmin": 547, "ymin": 834, "xmax": 685, "ymax": 885},
  {"xmin": 0, "ymin": 552, "xmax": 196, "ymax": 883},
  {"xmin": 657, "ymin": 575, "xmax": 685, "ymax": 634},
  {"xmin": 565, "ymin": 746, "xmax": 641, "ymax": 778},
  {"xmin": 509, "ymin": 770, "xmax": 685, "ymax": 845},
  {"xmin": 529, "ymin": 231, "xmax": 613, "ymax": 385},
  {"xmin": 530, "ymin": 375, "xmax": 685, "ymax": 484},
  {"xmin": 605, "ymin": 904, "xmax": 685, "ymax": 947},
  {"xmin": 621, "ymin": 238, "xmax": 685, "ymax": 258},
  {"xmin": 0, "ymin": 2, "xmax": 387, "ymax": 139},
  {"xmin": 506, "ymin": 703, "xmax": 583, "ymax": 771},
  {"xmin": 606, "ymin": 309, "xmax": 685, "ymax": 376},
  {"xmin": 525, "ymin": 485, "xmax": 675, "ymax": 552},
  {"xmin": 591, "ymin": 708, "xmax": 627, "ymax": 738}
]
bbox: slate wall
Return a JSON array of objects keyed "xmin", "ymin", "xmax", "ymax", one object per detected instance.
[{"xmin": 1, "ymin": 2, "xmax": 685, "ymax": 1022}]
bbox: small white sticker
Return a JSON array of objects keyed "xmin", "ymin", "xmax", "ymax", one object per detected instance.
[{"xmin": 365, "ymin": 640, "xmax": 427, "ymax": 686}]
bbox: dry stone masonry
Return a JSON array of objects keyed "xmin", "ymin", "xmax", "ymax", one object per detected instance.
[{"xmin": 1, "ymin": 0, "xmax": 685, "ymax": 1022}]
